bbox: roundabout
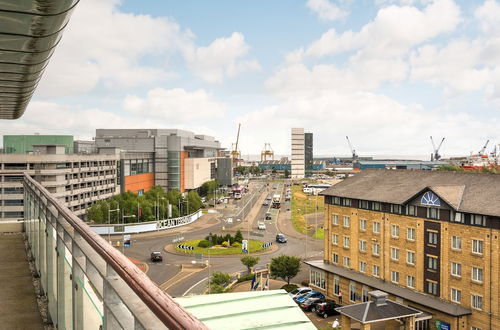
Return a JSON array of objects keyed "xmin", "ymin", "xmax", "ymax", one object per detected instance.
[{"xmin": 166, "ymin": 238, "xmax": 279, "ymax": 257}]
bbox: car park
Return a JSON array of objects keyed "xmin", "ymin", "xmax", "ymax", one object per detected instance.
[
  {"xmin": 299, "ymin": 297, "xmax": 326, "ymax": 311},
  {"xmin": 288, "ymin": 287, "xmax": 312, "ymax": 300},
  {"xmin": 150, "ymin": 251, "xmax": 163, "ymax": 262},
  {"xmin": 295, "ymin": 291, "xmax": 325, "ymax": 304},
  {"xmin": 314, "ymin": 300, "xmax": 341, "ymax": 318},
  {"xmin": 257, "ymin": 221, "xmax": 266, "ymax": 230},
  {"xmin": 275, "ymin": 233, "xmax": 287, "ymax": 243}
]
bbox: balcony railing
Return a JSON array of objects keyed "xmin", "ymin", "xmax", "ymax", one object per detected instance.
[{"xmin": 23, "ymin": 173, "xmax": 207, "ymax": 329}]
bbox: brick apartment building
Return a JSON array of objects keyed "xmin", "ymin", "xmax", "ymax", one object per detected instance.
[{"xmin": 307, "ymin": 170, "xmax": 499, "ymax": 330}]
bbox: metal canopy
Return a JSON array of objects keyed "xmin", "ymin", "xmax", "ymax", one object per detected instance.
[{"xmin": 0, "ymin": 0, "xmax": 79, "ymax": 119}]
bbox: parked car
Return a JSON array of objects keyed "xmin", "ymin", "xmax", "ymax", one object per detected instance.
[
  {"xmin": 315, "ymin": 300, "xmax": 341, "ymax": 318},
  {"xmin": 275, "ymin": 233, "xmax": 287, "ymax": 243},
  {"xmin": 257, "ymin": 221, "xmax": 266, "ymax": 230},
  {"xmin": 295, "ymin": 291, "xmax": 325, "ymax": 304},
  {"xmin": 288, "ymin": 287, "xmax": 312, "ymax": 300},
  {"xmin": 300, "ymin": 297, "xmax": 326, "ymax": 311},
  {"xmin": 150, "ymin": 251, "xmax": 163, "ymax": 262}
]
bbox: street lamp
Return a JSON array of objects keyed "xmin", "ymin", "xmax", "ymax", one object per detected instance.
[
  {"xmin": 108, "ymin": 204, "xmax": 119, "ymax": 244},
  {"xmin": 122, "ymin": 214, "xmax": 136, "ymax": 254}
]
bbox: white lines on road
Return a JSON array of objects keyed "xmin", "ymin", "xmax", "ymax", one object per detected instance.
[{"xmin": 182, "ymin": 276, "xmax": 208, "ymax": 297}]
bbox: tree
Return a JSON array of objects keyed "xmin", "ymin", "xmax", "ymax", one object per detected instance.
[
  {"xmin": 234, "ymin": 229, "xmax": 243, "ymax": 243},
  {"xmin": 284, "ymin": 169, "xmax": 290, "ymax": 178},
  {"xmin": 269, "ymin": 255, "xmax": 301, "ymax": 285},
  {"xmin": 200, "ymin": 180, "xmax": 220, "ymax": 197},
  {"xmin": 210, "ymin": 272, "xmax": 232, "ymax": 286},
  {"xmin": 241, "ymin": 256, "xmax": 260, "ymax": 274}
]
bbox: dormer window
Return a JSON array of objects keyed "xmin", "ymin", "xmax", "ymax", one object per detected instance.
[
  {"xmin": 421, "ymin": 191, "xmax": 441, "ymax": 207},
  {"xmin": 452, "ymin": 212, "xmax": 465, "ymax": 223}
]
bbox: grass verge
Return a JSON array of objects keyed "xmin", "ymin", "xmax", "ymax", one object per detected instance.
[
  {"xmin": 312, "ymin": 227, "xmax": 325, "ymax": 239},
  {"xmin": 175, "ymin": 239, "xmax": 266, "ymax": 255},
  {"xmin": 291, "ymin": 185, "xmax": 325, "ymax": 234}
]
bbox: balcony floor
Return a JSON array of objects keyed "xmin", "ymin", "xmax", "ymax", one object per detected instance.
[{"xmin": 0, "ymin": 233, "xmax": 44, "ymax": 329}]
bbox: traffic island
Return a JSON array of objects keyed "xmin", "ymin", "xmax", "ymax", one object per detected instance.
[{"xmin": 164, "ymin": 239, "xmax": 279, "ymax": 257}]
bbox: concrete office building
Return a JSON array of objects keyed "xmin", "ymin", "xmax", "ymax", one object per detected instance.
[
  {"xmin": 3, "ymin": 134, "xmax": 74, "ymax": 154},
  {"xmin": 291, "ymin": 128, "xmax": 305, "ymax": 179},
  {"xmin": 95, "ymin": 129, "xmax": 222, "ymax": 192},
  {"xmin": 0, "ymin": 144, "xmax": 119, "ymax": 222},
  {"xmin": 216, "ymin": 157, "xmax": 235, "ymax": 186},
  {"xmin": 309, "ymin": 170, "xmax": 500, "ymax": 330},
  {"xmin": 305, "ymin": 132, "xmax": 313, "ymax": 172}
]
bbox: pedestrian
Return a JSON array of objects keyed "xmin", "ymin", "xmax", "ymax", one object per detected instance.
[
  {"xmin": 338, "ymin": 289, "xmax": 342, "ymax": 303},
  {"xmin": 332, "ymin": 318, "xmax": 340, "ymax": 329}
]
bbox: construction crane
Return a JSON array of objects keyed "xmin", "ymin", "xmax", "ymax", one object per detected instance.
[
  {"xmin": 478, "ymin": 140, "xmax": 489, "ymax": 156},
  {"xmin": 230, "ymin": 123, "xmax": 241, "ymax": 166},
  {"xmin": 261, "ymin": 143, "xmax": 274, "ymax": 161},
  {"xmin": 430, "ymin": 136, "xmax": 445, "ymax": 161},
  {"xmin": 346, "ymin": 136, "xmax": 358, "ymax": 161}
]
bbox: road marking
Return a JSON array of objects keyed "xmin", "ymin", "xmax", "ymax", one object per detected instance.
[{"xmin": 183, "ymin": 276, "xmax": 209, "ymax": 296}]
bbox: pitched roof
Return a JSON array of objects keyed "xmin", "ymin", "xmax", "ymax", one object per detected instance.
[
  {"xmin": 174, "ymin": 290, "xmax": 316, "ymax": 330},
  {"xmin": 305, "ymin": 260, "xmax": 471, "ymax": 317},
  {"xmin": 320, "ymin": 170, "xmax": 500, "ymax": 217},
  {"xmin": 336, "ymin": 299, "xmax": 422, "ymax": 324}
]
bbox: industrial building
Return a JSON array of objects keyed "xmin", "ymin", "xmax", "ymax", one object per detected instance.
[
  {"xmin": 259, "ymin": 160, "xmax": 326, "ymax": 172},
  {"xmin": 353, "ymin": 160, "xmax": 449, "ymax": 170},
  {"xmin": 0, "ymin": 144, "xmax": 119, "ymax": 222},
  {"xmin": 310, "ymin": 170, "xmax": 499, "ymax": 330}
]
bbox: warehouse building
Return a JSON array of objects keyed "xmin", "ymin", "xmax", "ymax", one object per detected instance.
[{"xmin": 308, "ymin": 170, "xmax": 499, "ymax": 330}]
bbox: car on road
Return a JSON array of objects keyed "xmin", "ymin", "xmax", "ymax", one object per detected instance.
[
  {"xmin": 257, "ymin": 221, "xmax": 266, "ymax": 230},
  {"xmin": 150, "ymin": 251, "xmax": 163, "ymax": 262},
  {"xmin": 314, "ymin": 300, "xmax": 342, "ymax": 318},
  {"xmin": 295, "ymin": 291, "xmax": 325, "ymax": 304},
  {"xmin": 288, "ymin": 287, "xmax": 312, "ymax": 300},
  {"xmin": 265, "ymin": 212, "xmax": 272, "ymax": 220},
  {"xmin": 262, "ymin": 200, "xmax": 269, "ymax": 206},
  {"xmin": 226, "ymin": 218, "xmax": 233, "ymax": 224},
  {"xmin": 275, "ymin": 233, "xmax": 287, "ymax": 243}
]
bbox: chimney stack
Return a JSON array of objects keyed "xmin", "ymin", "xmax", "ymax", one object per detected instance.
[{"xmin": 369, "ymin": 290, "xmax": 388, "ymax": 306}]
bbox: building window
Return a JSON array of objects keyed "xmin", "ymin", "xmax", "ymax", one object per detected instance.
[
  {"xmin": 359, "ymin": 261, "xmax": 367, "ymax": 273},
  {"xmin": 471, "ymin": 215, "xmax": 486, "ymax": 226},
  {"xmin": 310, "ymin": 269, "xmax": 326, "ymax": 290},
  {"xmin": 372, "ymin": 243, "xmax": 380, "ymax": 256},
  {"xmin": 406, "ymin": 205, "xmax": 417, "ymax": 216},
  {"xmin": 360, "ymin": 200, "xmax": 369, "ymax": 209},
  {"xmin": 391, "ymin": 204, "xmax": 402, "ymax": 214},
  {"xmin": 391, "ymin": 271, "xmax": 400, "ymax": 283},
  {"xmin": 343, "ymin": 257, "xmax": 350, "ymax": 268},
  {"xmin": 406, "ymin": 251, "xmax": 415, "ymax": 265},
  {"xmin": 407, "ymin": 276, "xmax": 415, "ymax": 288},
  {"xmin": 427, "ymin": 256, "xmax": 438, "ymax": 271},
  {"xmin": 391, "ymin": 248, "xmax": 399, "ymax": 261},
  {"xmin": 349, "ymin": 282, "xmax": 356, "ymax": 302},
  {"xmin": 362, "ymin": 286, "xmax": 369, "ymax": 302},
  {"xmin": 407, "ymin": 228, "xmax": 416, "ymax": 241},
  {"xmin": 372, "ymin": 265, "xmax": 380, "ymax": 277},
  {"xmin": 359, "ymin": 219, "xmax": 367, "ymax": 231},
  {"xmin": 371, "ymin": 202, "xmax": 381, "ymax": 211},
  {"xmin": 472, "ymin": 267, "xmax": 483, "ymax": 283},
  {"xmin": 343, "ymin": 236, "xmax": 350, "ymax": 248},
  {"xmin": 372, "ymin": 221, "xmax": 380, "ymax": 234},
  {"xmin": 471, "ymin": 295, "xmax": 483, "ymax": 310},
  {"xmin": 391, "ymin": 225, "xmax": 400, "ymax": 238},
  {"xmin": 332, "ymin": 214, "xmax": 339, "ymax": 225},
  {"xmin": 359, "ymin": 240, "xmax": 367, "ymax": 252},
  {"xmin": 333, "ymin": 276, "xmax": 340, "ymax": 295},
  {"xmin": 471, "ymin": 327, "xmax": 482, "ymax": 330},
  {"xmin": 343, "ymin": 216, "xmax": 350, "ymax": 228},
  {"xmin": 333, "ymin": 197, "xmax": 341, "ymax": 205},
  {"xmin": 426, "ymin": 281, "xmax": 438, "ymax": 295},
  {"xmin": 428, "ymin": 231, "xmax": 438, "ymax": 245},
  {"xmin": 451, "ymin": 236, "xmax": 462, "ymax": 250},
  {"xmin": 427, "ymin": 207, "xmax": 440, "ymax": 219},
  {"xmin": 342, "ymin": 198, "xmax": 351, "ymax": 207},
  {"xmin": 451, "ymin": 262, "xmax": 461, "ymax": 277},
  {"xmin": 332, "ymin": 234, "xmax": 339, "ymax": 245},
  {"xmin": 332, "ymin": 253, "xmax": 339, "ymax": 264},
  {"xmin": 472, "ymin": 239, "xmax": 483, "ymax": 254},
  {"xmin": 450, "ymin": 288, "xmax": 461, "ymax": 303},
  {"xmin": 452, "ymin": 212, "xmax": 465, "ymax": 223}
]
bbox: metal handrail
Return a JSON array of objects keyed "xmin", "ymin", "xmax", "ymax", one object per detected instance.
[{"xmin": 24, "ymin": 173, "xmax": 208, "ymax": 329}]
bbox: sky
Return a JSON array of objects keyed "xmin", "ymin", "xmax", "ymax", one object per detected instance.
[{"xmin": 4, "ymin": 0, "xmax": 500, "ymax": 158}]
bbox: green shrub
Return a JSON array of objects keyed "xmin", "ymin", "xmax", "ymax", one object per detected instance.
[
  {"xmin": 231, "ymin": 242, "xmax": 241, "ymax": 248},
  {"xmin": 281, "ymin": 284, "xmax": 298, "ymax": 293},
  {"xmin": 198, "ymin": 240, "xmax": 212, "ymax": 248},
  {"xmin": 222, "ymin": 241, "xmax": 230, "ymax": 247},
  {"xmin": 237, "ymin": 273, "xmax": 254, "ymax": 283}
]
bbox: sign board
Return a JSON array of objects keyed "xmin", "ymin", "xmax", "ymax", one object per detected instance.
[
  {"xmin": 123, "ymin": 234, "xmax": 131, "ymax": 247},
  {"xmin": 242, "ymin": 240, "xmax": 248, "ymax": 253},
  {"xmin": 435, "ymin": 321, "xmax": 450, "ymax": 330}
]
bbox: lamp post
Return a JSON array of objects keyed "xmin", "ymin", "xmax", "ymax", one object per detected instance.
[
  {"xmin": 108, "ymin": 204, "xmax": 119, "ymax": 244},
  {"xmin": 122, "ymin": 214, "xmax": 136, "ymax": 254}
]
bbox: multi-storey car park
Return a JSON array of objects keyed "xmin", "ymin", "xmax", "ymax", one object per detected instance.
[{"xmin": 307, "ymin": 170, "xmax": 499, "ymax": 330}]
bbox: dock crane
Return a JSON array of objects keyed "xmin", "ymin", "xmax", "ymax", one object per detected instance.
[
  {"xmin": 430, "ymin": 136, "xmax": 445, "ymax": 161},
  {"xmin": 478, "ymin": 140, "xmax": 489, "ymax": 156},
  {"xmin": 230, "ymin": 123, "xmax": 241, "ymax": 166},
  {"xmin": 346, "ymin": 136, "xmax": 358, "ymax": 161},
  {"xmin": 261, "ymin": 143, "xmax": 274, "ymax": 161}
]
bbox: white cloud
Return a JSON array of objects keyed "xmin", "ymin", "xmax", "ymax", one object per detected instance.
[
  {"xmin": 123, "ymin": 88, "xmax": 226, "ymax": 122},
  {"xmin": 184, "ymin": 32, "xmax": 260, "ymax": 83},
  {"xmin": 475, "ymin": 0, "xmax": 500, "ymax": 36},
  {"xmin": 306, "ymin": 0, "xmax": 348, "ymax": 22}
]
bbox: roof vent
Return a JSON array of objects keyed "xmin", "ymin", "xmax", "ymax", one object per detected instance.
[{"xmin": 369, "ymin": 290, "xmax": 388, "ymax": 306}]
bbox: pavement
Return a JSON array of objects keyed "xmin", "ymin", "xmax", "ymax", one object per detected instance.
[{"xmin": 0, "ymin": 233, "xmax": 44, "ymax": 329}]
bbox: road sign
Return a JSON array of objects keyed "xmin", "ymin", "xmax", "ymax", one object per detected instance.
[{"xmin": 123, "ymin": 235, "xmax": 131, "ymax": 247}]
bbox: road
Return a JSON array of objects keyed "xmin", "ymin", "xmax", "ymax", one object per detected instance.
[{"xmin": 123, "ymin": 180, "xmax": 324, "ymax": 297}]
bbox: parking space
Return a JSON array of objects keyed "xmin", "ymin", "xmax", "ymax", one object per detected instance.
[{"xmin": 303, "ymin": 310, "xmax": 338, "ymax": 329}]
